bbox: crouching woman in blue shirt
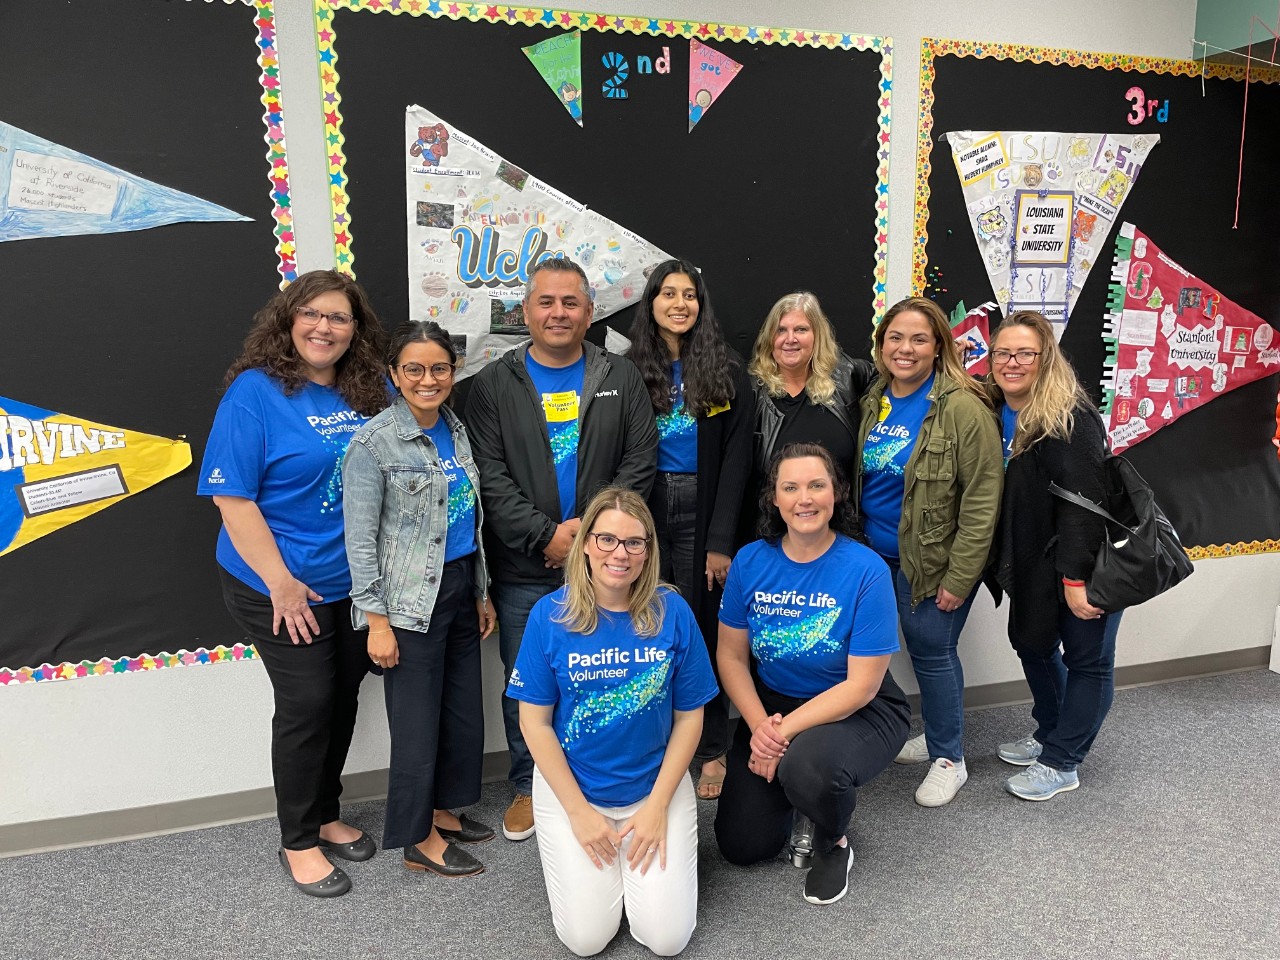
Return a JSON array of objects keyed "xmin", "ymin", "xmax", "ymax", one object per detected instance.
[
  {"xmin": 343, "ymin": 321, "xmax": 497, "ymax": 878},
  {"xmin": 715, "ymin": 443, "xmax": 909, "ymax": 906},
  {"xmin": 508, "ymin": 487, "xmax": 718, "ymax": 957}
]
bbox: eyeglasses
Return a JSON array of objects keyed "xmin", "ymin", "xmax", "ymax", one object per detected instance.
[
  {"xmin": 992, "ymin": 349, "xmax": 1041, "ymax": 366},
  {"xmin": 396, "ymin": 362, "xmax": 456, "ymax": 381},
  {"xmin": 296, "ymin": 306, "xmax": 355, "ymax": 328},
  {"xmin": 588, "ymin": 532, "xmax": 650, "ymax": 555}
]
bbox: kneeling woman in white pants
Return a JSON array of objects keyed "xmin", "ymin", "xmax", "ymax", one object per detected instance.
[{"xmin": 508, "ymin": 487, "xmax": 718, "ymax": 957}]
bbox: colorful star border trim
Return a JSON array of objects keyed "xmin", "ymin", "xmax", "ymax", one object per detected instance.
[
  {"xmin": 255, "ymin": 0, "xmax": 299, "ymax": 284},
  {"xmin": 0, "ymin": 644, "xmax": 258, "ymax": 687},
  {"xmin": 912, "ymin": 37, "xmax": 1280, "ymax": 559},
  {"xmin": 314, "ymin": 0, "xmax": 893, "ymax": 320}
]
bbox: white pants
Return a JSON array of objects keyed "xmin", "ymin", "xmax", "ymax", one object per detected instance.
[{"xmin": 531, "ymin": 767, "xmax": 699, "ymax": 957}]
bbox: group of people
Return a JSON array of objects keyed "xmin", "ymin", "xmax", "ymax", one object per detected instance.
[{"xmin": 197, "ymin": 256, "xmax": 1124, "ymax": 956}]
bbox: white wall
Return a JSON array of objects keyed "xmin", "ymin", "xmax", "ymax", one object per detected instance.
[{"xmin": 8, "ymin": 0, "xmax": 1276, "ymax": 831}]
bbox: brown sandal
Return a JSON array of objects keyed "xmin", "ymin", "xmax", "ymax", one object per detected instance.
[{"xmin": 696, "ymin": 756, "xmax": 727, "ymax": 800}]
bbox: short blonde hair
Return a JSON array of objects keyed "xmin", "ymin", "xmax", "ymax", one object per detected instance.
[
  {"xmin": 554, "ymin": 487, "xmax": 666, "ymax": 637},
  {"xmin": 748, "ymin": 291, "xmax": 842, "ymax": 406}
]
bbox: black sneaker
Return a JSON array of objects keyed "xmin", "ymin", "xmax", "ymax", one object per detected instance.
[{"xmin": 802, "ymin": 841, "xmax": 853, "ymax": 905}]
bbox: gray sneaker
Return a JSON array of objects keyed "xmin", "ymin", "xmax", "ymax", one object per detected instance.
[
  {"xmin": 1005, "ymin": 761, "xmax": 1079, "ymax": 801},
  {"xmin": 997, "ymin": 735, "xmax": 1042, "ymax": 766}
]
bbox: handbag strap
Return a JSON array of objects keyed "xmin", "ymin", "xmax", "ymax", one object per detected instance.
[{"xmin": 1047, "ymin": 480, "xmax": 1125, "ymax": 528}]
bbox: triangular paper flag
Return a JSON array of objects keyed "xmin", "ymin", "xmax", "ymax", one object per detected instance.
[
  {"xmin": 949, "ymin": 300, "xmax": 997, "ymax": 376},
  {"xmin": 522, "ymin": 32, "xmax": 584, "ymax": 126},
  {"xmin": 943, "ymin": 131, "xmax": 1159, "ymax": 338},
  {"xmin": 0, "ymin": 396, "xmax": 191, "ymax": 556},
  {"xmin": 405, "ymin": 105, "xmax": 673, "ymax": 380},
  {"xmin": 0, "ymin": 121, "xmax": 250, "ymax": 242},
  {"xmin": 688, "ymin": 39, "xmax": 743, "ymax": 132},
  {"xmin": 1100, "ymin": 223, "xmax": 1280, "ymax": 453}
]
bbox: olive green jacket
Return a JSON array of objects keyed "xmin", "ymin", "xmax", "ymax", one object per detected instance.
[{"xmin": 854, "ymin": 374, "xmax": 1003, "ymax": 607}]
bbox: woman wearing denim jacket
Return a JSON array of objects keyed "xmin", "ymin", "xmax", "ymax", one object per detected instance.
[
  {"xmin": 854, "ymin": 298, "xmax": 1002, "ymax": 808},
  {"xmin": 343, "ymin": 321, "xmax": 497, "ymax": 877}
]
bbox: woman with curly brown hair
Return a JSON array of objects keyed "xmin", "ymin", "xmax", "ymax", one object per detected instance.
[{"xmin": 198, "ymin": 270, "xmax": 389, "ymax": 898}]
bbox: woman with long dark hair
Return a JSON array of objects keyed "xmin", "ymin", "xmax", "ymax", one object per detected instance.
[
  {"xmin": 627, "ymin": 260, "xmax": 751, "ymax": 800},
  {"xmin": 343, "ymin": 321, "xmax": 497, "ymax": 877},
  {"xmin": 198, "ymin": 270, "xmax": 388, "ymax": 898},
  {"xmin": 986, "ymin": 311, "xmax": 1122, "ymax": 800}
]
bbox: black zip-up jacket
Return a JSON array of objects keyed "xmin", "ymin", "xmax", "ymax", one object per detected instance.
[{"xmin": 464, "ymin": 341, "xmax": 659, "ymax": 585}]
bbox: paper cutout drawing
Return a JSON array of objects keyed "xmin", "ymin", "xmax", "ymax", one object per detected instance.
[
  {"xmin": 0, "ymin": 396, "xmax": 191, "ymax": 557},
  {"xmin": 0, "ymin": 120, "xmax": 250, "ymax": 242},
  {"xmin": 944, "ymin": 131, "xmax": 1159, "ymax": 338},
  {"xmin": 949, "ymin": 301, "xmax": 998, "ymax": 376},
  {"xmin": 523, "ymin": 32, "xmax": 584, "ymax": 126},
  {"xmin": 688, "ymin": 39, "xmax": 743, "ymax": 132},
  {"xmin": 405, "ymin": 105, "xmax": 673, "ymax": 379},
  {"xmin": 1100, "ymin": 223, "xmax": 1280, "ymax": 453}
]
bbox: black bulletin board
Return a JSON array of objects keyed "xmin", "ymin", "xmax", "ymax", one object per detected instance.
[
  {"xmin": 323, "ymin": 8, "xmax": 890, "ymax": 361},
  {"xmin": 916, "ymin": 41, "xmax": 1280, "ymax": 554},
  {"xmin": 1, "ymin": 0, "xmax": 282, "ymax": 673}
]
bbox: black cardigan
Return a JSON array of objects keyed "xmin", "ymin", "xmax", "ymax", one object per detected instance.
[{"xmin": 986, "ymin": 402, "xmax": 1109, "ymax": 657}]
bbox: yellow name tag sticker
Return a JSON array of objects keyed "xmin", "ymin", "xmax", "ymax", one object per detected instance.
[
  {"xmin": 542, "ymin": 390, "xmax": 579, "ymax": 423},
  {"xmin": 878, "ymin": 395, "xmax": 892, "ymax": 423},
  {"xmin": 706, "ymin": 401, "xmax": 730, "ymax": 418}
]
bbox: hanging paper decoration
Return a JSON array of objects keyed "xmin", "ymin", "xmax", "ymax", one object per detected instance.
[
  {"xmin": 688, "ymin": 39, "xmax": 744, "ymax": 131},
  {"xmin": 405, "ymin": 105, "xmax": 672, "ymax": 379},
  {"xmin": 0, "ymin": 396, "xmax": 191, "ymax": 557},
  {"xmin": 0, "ymin": 120, "xmax": 250, "ymax": 242},
  {"xmin": 943, "ymin": 131, "xmax": 1159, "ymax": 338},
  {"xmin": 522, "ymin": 31, "xmax": 584, "ymax": 126},
  {"xmin": 1100, "ymin": 223, "xmax": 1280, "ymax": 453},
  {"xmin": 949, "ymin": 300, "xmax": 998, "ymax": 376}
]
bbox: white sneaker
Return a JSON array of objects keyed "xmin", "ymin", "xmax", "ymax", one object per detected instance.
[
  {"xmin": 914, "ymin": 757, "xmax": 968, "ymax": 807},
  {"xmin": 894, "ymin": 734, "xmax": 929, "ymax": 765}
]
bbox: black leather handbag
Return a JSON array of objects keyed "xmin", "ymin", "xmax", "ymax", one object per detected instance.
[{"xmin": 1048, "ymin": 456, "xmax": 1194, "ymax": 612}]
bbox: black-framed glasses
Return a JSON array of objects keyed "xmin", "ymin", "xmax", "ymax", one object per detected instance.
[
  {"xmin": 588, "ymin": 532, "xmax": 650, "ymax": 555},
  {"xmin": 396, "ymin": 362, "xmax": 456, "ymax": 381},
  {"xmin": 295, "ymin": 306, "xmax": 355, "ymax": 328},
  {"xmin": 992, "ymin": 349, "xmax": 1041, "ymax": 366}
]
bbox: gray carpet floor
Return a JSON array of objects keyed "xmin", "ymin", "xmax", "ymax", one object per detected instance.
[{"xmin": 4, "ymin": 669, "xmax": 1279, "ymax": 960}]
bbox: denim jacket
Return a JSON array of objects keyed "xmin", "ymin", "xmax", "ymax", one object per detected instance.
[{"xmin": 342, "ymin": 397, "xmax": 488, "ymax": 632}]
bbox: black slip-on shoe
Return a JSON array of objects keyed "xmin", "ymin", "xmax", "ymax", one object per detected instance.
[
  {"xmin": 318, "ymin": 831, "xmax": 377, "ymax": 862},
  {"xmin": 802, "ymin": 841, "xmax": 854, "ymax": 905},
  {"xmin": 404, "ymin": 841, "xmax": 484, "ymax": 878},
  {"xmin": 435, "ymin": 814, "xmax": 496, "ymax": 844},
  {"xmin": 278, "ymin": 848, "xmax": 352, "ymax": 899}
]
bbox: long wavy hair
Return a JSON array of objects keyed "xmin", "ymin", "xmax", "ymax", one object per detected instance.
[
  {"xmin": 873, "ymin": 297, "xmax": 990, "ymax": 406},
  {"xmin": 757, "ymin": 442, "xmax": 861, "ymax": 542},
  {"xmin": 987, "ymin": 311, "xmax": 1091, "ymax": 456},
  {"xmin": 224, "ymin": 270, "xmax": 389, "ymax": 416},
  {"xmin": 627, "ymin": 259, "xmax": 738, "ymax": 417},
  {"xmin": 748, "ymin": 291, "xmax": 842, "ymax": 406},
  {"xmin": 554, "ymin": 487, "xmax": 667, "ymax": 638},
  {"xmin": 386, "ymin": 320, "xmax": 459, "ymax": 409}
]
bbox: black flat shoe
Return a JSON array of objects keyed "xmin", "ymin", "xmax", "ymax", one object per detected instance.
[
  {"xmin": 435, "ymin": 814, "xmax": 496, "ymax": 844},
  {"xmin": 404, "ymin": 841, "xmax": 484, "ymax": 877},
  {"xmin": 318, "ymin": 831, "xmax": 377, "ymax": 862},
  {"xmin": 278, "ymin": 848, "xmax": 351, "ymax": 899}
]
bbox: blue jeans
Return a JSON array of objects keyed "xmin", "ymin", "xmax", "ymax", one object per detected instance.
[
  {"xmin": 886, "ymin": 560, "xmax": 974, "ymax": 763},
  {"xmin": 1015, "ymin": 605, "xmax": 1122, "ymax": 772},
  {"xmin": 493, "ymin": 579, "xmax": 559, "ymax": 795}
]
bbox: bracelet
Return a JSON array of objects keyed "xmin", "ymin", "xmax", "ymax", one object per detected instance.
[{"xmin": 1062, "ymin": 578, "xmax": 1086, "ymax": 588}]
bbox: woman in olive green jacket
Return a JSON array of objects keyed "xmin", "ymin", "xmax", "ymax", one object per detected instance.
[{"xmin": 854, "ymin": 297, "xmax": 1003, "ymax": 808}]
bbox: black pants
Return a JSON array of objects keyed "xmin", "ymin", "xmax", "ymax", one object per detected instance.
[
  {"xmin": 714, "ymin": 675, "xmax": 909, "ymax": 862},
  {"xmin": 382, "ymin": 558, "xmax": 485, "ymax": 849},
  {"xmin": 651, "ymin": 470, "xmax": 730, "ymax": 763},
  {"xmin": 220, "ymin": 568, "xmax": 369, "ymax": 850}
]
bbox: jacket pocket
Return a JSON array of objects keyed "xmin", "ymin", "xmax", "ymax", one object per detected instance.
[
  {"xmin": 387, "ymin": 467, "xmax": 432, "ymax": 497},
  {"xmin": 918, "ymin": 437, "xmax": 956, "ymax": 481}
]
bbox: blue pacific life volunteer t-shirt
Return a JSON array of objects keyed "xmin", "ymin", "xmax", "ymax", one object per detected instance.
[
  {"xmin": 525, "ymin": 352, "xmax": 584, "ymax": 522},
  {"xmin": 507, "ymin": 586, "xmax": 719, "ymax": 807},
  {"xmin": 859, "ymin": 373, "xmax": 935, "ymax": 558},
  {"xmin": 197, "ymin": 369, "xmax": 370, "ymax": 600},
  {"xmin": 423, "ymin": 418, "xmax": 477, "ymax": 563},
  {"xmin": 718, "ymin": 535, "xmax": 899, "ymax": 699},
  {"xmin": 1001, "ymin": 404, "xmax": 1018, "ymax": 468},
  {"xmin": 656, "ymin": 360, "xmax": 698, "ymax": 473}
]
